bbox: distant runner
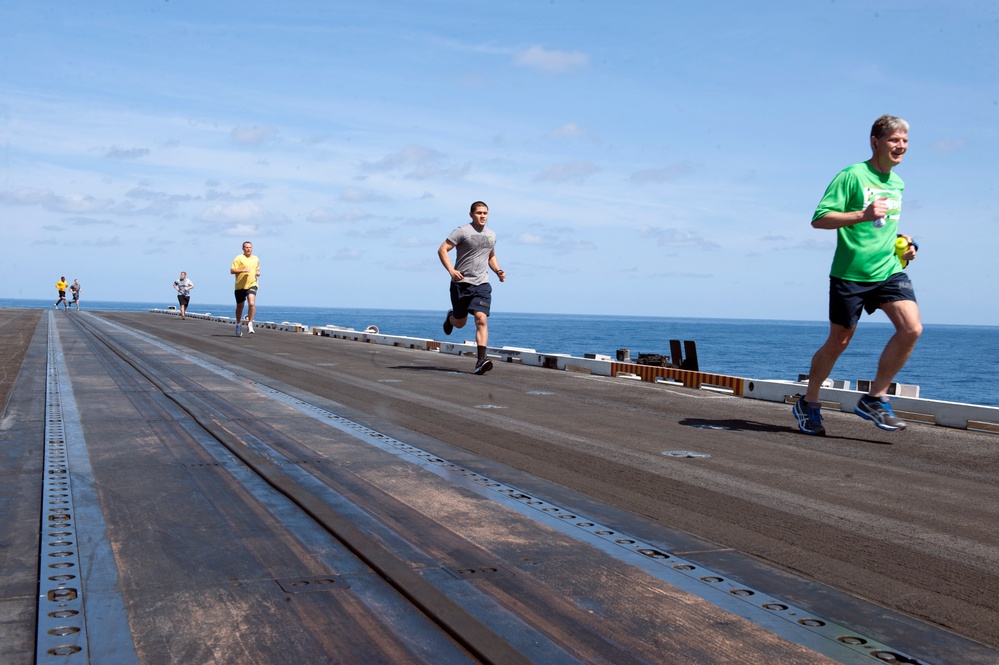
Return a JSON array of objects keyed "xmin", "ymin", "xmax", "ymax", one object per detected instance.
[
  {"xmin": 230, "ymin": 241, "xmax": 260, "ymax": 336},
  {"xmin": 54, "ymin": 276, "xmax": 68, "ymax": 309},
  {"xmin": 793, "ymin": 115, "xmax": 921, "ymax": 436},
  {"xmin": 438, "ymin": 201, "xmax": 506, "ymax": 375},
  {"xmin": 173, "ymin": 271, "xmax": 194, "ymax": 319},
  {"xmin": 69, "ymin": 279, "xmax": 82, "ymax": 310}
]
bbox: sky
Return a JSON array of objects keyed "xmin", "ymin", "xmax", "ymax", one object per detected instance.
[{"xmin": 1, "ymin": 1, "xmax": 997, "ymax": 325}]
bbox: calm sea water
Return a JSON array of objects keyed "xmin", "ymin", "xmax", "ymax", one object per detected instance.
[{"xmin": 4, "ymin": 299, "xmax": 997, "ymax": 407}]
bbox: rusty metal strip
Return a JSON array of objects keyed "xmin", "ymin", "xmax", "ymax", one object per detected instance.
[{"xmin": 611, "ymin": 362, "xmax": 747, "ymax": 395}]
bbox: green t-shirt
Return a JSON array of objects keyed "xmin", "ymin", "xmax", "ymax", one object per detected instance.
[{"xmin": 812, "ymin": 161, "xmax": 904, "ymax": 282}]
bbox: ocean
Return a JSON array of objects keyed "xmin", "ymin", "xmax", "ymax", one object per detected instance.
[{"xmin": 4, "ymin": 299, "xmax": 997, "ymax": 408}]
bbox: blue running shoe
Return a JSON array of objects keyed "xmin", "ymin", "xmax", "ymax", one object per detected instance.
[
  {"xmin": 792, "ymin": 396, "xmax": 825, "ymax": 436},
  {"xmin": 855, "ymin": 395, "xmax": 906, "ymax": 431}
]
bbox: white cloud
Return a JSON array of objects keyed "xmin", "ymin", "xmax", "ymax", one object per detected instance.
[
  {"xmin": 1, "ymin": 188, "xmax": 56, "ymax": 206},
  {"xmin": 627, "ymin": 163, "xmax": 695, "ymax": 184},
  {"xmin": 512, "ymin": 230, "xmax": 596, "ymax": 253},
  {"xmin": 52, "ymin": 194, "xmax": 116, "ymax": 214},
  {"xmin": 221, "ymin": 223, "xmax": 264, "ymax": 237},
  {"xmin": 1, "ymin": 188, "xmax": 115, "ymax": 214},
  {"xmin": 362, "ymin": 145, "xmax": 469, "ymax": 180},
  {"xmin": 534, "ymin": 159, "xmax": 599, "ymax": 184},
  {"xmin": 340, "ymin": 187, "xmax": 391, "ymax": 203},
  {"xmin": 364, "ymin": 144, "xmax": 442, "ymax": 171},
  {"xmin": 104, "ymin": 146, "xmax": 150, "ymax": 160},
  {"xmin": 66, "ymin": 217, "xmax": 115, "ymax": 226},
  {"xmin": 125, "ymin": 187, "xmax": 165, "ymax": 201},
  {"xmin": 550, "ymin": 122, "xmax": 584, "ymax": 139},
  {"xmin": 515, "ymin": 45, "xmax": 589, "ymax": 74},
  {"xmin": 307, "ymin": 208, "xmax": 375, "ymax": 224},
  {"xmin": 196, "ymin": 201, "xmax": 289, "ymax": 233},
  {"xmin": 347, "ymin": 225, "xmax": 396, "ymax": 238},
  {"xmin": 515, "ymin": 233, "xmax": 549, "ymax": 246},
  {"xmin": 230, "ymin": 125, "xmax": 280, "ymax": 146},
  {"xmin": 136, "ymin": 200, "xmax": 179, "ymax": 216},
  {"xmin": 407, "ymin": 161, "xmax": 470, "ymax": 181},
  {"xmin": 205, "ymin": 188, "xmax": 263, "ymax": 202},
  {"xmin": 640, "ymin": 226, "xmax": 719, "ymax": 249}
]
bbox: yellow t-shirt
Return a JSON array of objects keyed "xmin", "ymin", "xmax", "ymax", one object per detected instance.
[
  {"xmin": 55, "ymin": 280, "xmax": 68, "ymax": 292},
  {"xmin": 231, "ymin": 254, "xmax": 259, "ymax": 290}
]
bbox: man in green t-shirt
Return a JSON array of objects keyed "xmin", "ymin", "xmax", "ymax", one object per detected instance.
[{"xmin": 793, "ymin": 115, "xmax": 921, "ymax": 436}]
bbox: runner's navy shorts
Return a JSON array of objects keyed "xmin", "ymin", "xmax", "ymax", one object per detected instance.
[
  {"xmin": 450, "ymin": 281, "xmax": 492, "ymax": 318},
  {"xmin": 234, "ymin": 286, "xmax": 258, "ymax": 304},
  {"xmin": 829, "ymin": 272, "xmax": 916, "ymax": 329}
]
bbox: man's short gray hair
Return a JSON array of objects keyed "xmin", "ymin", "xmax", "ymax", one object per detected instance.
[{"xmin": 871, "ymin": 115, "xmax": 909, "ymax": 140}]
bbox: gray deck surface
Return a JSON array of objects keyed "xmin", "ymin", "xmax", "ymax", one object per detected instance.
[{"xmin": 1, "ymin": 309, "xmax": 997, "ymax": 664}]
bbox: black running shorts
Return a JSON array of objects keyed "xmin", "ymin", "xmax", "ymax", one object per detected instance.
[
  {"xmin": 449, "ymin": 281, "xmax": 492, "ymax": 319},
  {"xmin": 234, "ymin": 286, "xmax": 258, "ymax": 304},
  {"xmin": 829, "ymin": 272, "xmax": 916, "ymax": 329}
]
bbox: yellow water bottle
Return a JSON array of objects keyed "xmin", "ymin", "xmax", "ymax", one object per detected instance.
[{"xmin": 894, "ymin": 237, "xmax": 910, "ymax": 268}]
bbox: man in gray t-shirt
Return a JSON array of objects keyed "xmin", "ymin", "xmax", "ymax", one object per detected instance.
[
  {"xmin": 437, "ymin": 201, "xmax": 507, "ymax": 375},
  {"xmin": 69, "ymin": 279, "xmax": 82, "ymax": 310},
  {"xmin": 173, "ymin": 271, "xmax": 195, "ymax": 319}
]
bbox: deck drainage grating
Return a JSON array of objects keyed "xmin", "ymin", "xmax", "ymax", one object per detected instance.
[{"xmin": 37, "ymin": 320, "xmax": 88, "ymax": 662}]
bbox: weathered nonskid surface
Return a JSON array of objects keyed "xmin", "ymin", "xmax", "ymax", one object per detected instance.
[{"xmin": 1, "ymin": 309, "xmax": 998, "ymax": 664}]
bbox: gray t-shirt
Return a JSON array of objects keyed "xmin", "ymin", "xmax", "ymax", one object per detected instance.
[
  {"xmin": 447, "ymin": 223, "xmax": 496, "ymax": 286},
  {"xmin": 174, "ymin": 278, "xmax": 194, "ymax": 296}
]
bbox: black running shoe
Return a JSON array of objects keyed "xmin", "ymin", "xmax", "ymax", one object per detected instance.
[
  {"xmin": 443, "ymin": 310, "xmax": 453, "ymax": 336},
  {"xmin": 854, "ymin": 395, "xmax": 906, "ymax": 431},
  {"xmin": 792, "ymin": 396, "xmax": 825, "ymax": 436},
  {"xmin": 473, "ymin": 359, "xmax": 493, "ymax": 375}
]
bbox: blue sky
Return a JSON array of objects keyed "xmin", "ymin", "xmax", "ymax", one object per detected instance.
[{"xmin": 2, "ymin": 1, "xmax": 997, "ymax": 325}]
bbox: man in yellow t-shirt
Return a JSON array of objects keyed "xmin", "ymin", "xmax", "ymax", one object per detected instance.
[
  {"xmin": 54, "ymin": 277, "xmax": 68, "ymax": 309},
  {"xmin": 229, "ymin": 241, "xmax": 260, "ymax": 336}
]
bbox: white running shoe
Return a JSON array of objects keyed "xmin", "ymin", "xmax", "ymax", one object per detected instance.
[
  {"xmin": 247, "ymin": 321, "xmax": 255, "ymax": 334},
  {"xmin": 235, "ymin": 322, "xmax": 242, "ymax": 337}
]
